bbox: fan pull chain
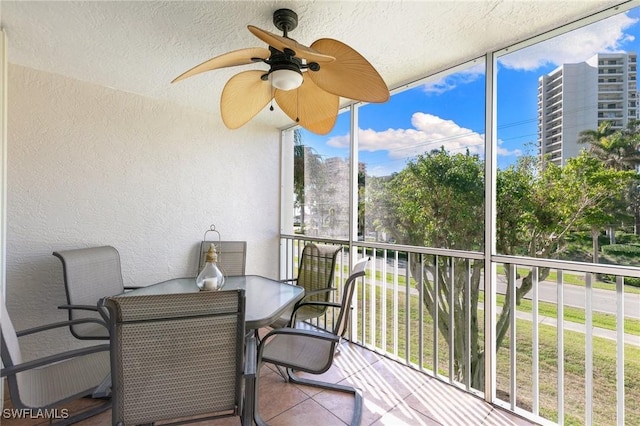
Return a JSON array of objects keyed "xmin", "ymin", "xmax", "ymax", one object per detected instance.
[
  {"xmin": 269, "ymin": 86, "xmax": 275, "ymax": 111},
  {"xmin": 296, "ymin": 88, "xmax": 300, "ymax": 123}
]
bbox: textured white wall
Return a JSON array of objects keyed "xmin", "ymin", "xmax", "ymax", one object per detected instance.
[{"xmin": 6, "ymin": 64, "xmax": 281, "ymax": 357}]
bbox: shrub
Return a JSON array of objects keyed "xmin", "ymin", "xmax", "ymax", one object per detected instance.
[
  {"xmin": 601, "ymin": 244, "xmax": 640, "ymax": 256},
  {"xmin": 615, "ymin": 231, "xmax": 640, "ymax": 245},
  {"xmin": 601, "ymin": 274, "xmax": 640, "ymax": 288}
]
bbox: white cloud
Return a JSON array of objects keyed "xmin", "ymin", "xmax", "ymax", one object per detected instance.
[
  {"xmin": 327, "ymin": 112, "xmax": 484, "ymax": 160},
  {"xmin": 496, "ymin": 140, "xmax": 522, "ymax": 157},
  {"xmin": 500, "ymin": 12, "xmax": 638, "ymax": 71},
  {"xmin": 422, "ymin": 63, "xmax": 485, "ymax": 94},
  {"xmin": 327, "ymin": 112, "xmax": 524, "ymax": 165}
]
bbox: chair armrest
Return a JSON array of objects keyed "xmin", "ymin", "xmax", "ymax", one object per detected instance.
[
  {"xmin": 60, "ymin": 301, "xmax": 114, "ymax": 326},
  {"xmin": 280, "ymin": 278, "xmax": 298, "ymax": 284},
  {"xmin": 288, "ymin": 300, "xmax": 341, "ymax": 325},
  {"xmin": 260, "ymin": 327, "xmax": 340, "ymax": 346},
  {"xmin": 15, "ymin": 317, "xmax": 108, "ymax": 337},
  {"xmin": 304, "ymin": 287, "xmax": 337, "ymax": 298},
  {"xmin": 58, "ymin": 304, "xmax": 99, "ymax": 312},
  {"xmin": 293, "ymin": 301, "xmax": 341, "ymax": 314},
  {"xmin": 1, "ymin": 344, "xmax": 110, "ymax": 377}
]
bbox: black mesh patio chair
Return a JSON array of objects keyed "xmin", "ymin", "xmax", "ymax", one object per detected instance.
[
  {"xmin": 254, "ymin": 257, "xmax": 369, "ymax": 426},
  {"xmin": 101, "ymin": 290, "xmax": 251, "ymax": 426},
  {"xmin": 273, "ymin": 242, "xmax": 343, "ymax": 328},
  {"xmin": 1, "ymin": 293, "xmax": 111, "ymax": 425},
  {"xmin": 53, "ymin": 245, "xmax": 141, "ymax": 340},
  {"xmin": 198, "ymin": 241, "xmax": 247, "ymax": 276}
]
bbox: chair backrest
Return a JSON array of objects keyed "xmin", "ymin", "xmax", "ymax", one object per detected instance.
[
  {"xmin": 289, "ymin": 243, "xmax": 343, "ymax": 324},
  {"xmin": 0, "ymin": 293, "xmax": 22, "ymax": 370},
  {"xmin": 296, "ymin": 243, "xmax": 343, "ymax": 301},
  {"xmin": 102, "ymin": 290, "xmax": 246, "ymax": 425},
  {"xmin": 333, "ymin": 257, "xmax": 369, "ymax": 338},
  {"xmin": 53, "ymin": 245, "xmax": 124, "ymax": 338},
  {"xmin": 54, "ymin": 245, "xmax": 125, "ymax": 305},
  {"xmin": 198, "ymin": 241, "xmax": 247, "ymax": 276}
]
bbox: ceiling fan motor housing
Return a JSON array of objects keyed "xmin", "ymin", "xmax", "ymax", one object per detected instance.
[{"xmin": 273, "ymin": 8, "xmax": 299, "ymax": 35}]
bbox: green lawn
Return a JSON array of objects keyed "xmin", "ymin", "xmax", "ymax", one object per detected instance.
[
  {"xmin": 363, "ymin": 265, "xmax": 640, "ymax": 335},
  {"xmin": 352, "ymin": 282, "xmax": 640, "ymax": 426},
  {"xmin": 476, "ymin": 292, "xmax": 640, "ymax": 336}
]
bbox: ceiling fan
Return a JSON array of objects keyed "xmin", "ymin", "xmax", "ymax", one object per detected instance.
[{"xmin": 171, "ymin": 8, "xmax": 390, "ymax": 135}]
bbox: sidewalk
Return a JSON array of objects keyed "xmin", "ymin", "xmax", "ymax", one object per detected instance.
[{"xmin": 515, "ymin": 310, "xmax": 640, "ymax": 346}]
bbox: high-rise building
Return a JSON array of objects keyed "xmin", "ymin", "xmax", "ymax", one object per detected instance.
[{"xmin": 538, "ymin": 52, "xmax": 638, "ymax": 166}]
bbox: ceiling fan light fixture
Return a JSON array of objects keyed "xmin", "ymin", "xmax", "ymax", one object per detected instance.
[{"xmin": 269, "ymin": 68, "xmax": 303, "ymax": 91}]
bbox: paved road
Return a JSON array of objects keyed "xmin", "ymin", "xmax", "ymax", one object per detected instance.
[
  {"xmin": 375, "ymin": 257, "xmax": 640, "ymax": 319},
  {"xmin": 366, "ymin": 257, "xmax": 640, "ymax": 344},
  {"xmin": 495, "ymin": 278, "xmax": 640, "ymax": 319}
]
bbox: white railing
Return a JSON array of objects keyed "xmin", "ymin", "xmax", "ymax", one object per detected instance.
[{"xmin": 280, "ymin": 234, "xmax": 639, "ymax": 426}]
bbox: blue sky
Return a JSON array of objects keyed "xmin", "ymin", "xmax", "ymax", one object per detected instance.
[{"xmin": 300, "ymin": 6, "xmax": 640, "ymax": 177}]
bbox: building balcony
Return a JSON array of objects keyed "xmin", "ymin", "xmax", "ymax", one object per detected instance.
[
  {"xmin": 3, "ymin": 340, "xmax": 535, "ymax": 426},
  {"xmin": 598, "ymin": 69, "xmax": 623, "ymax": 75},
  {"xmin": 545, "ymin": 93, "xmax": 562, "ymax": 104},
  {"xmin": 5, "ymin": 5, "xmax": 640, "ymax": 426},
  {"xmin": 598, "ymin": 106, "xmax": 623, "ymax": 111},
  {"xmin": 544, "ymin": 142, "xmax": 561, "ymax": 151},
  {"xmin": 545, "ymin": 118, "xmax": 562, "ymax": 129},
  {"xmin": 272, "ymin": 236, "xmax": 640, "ymax": 426}
]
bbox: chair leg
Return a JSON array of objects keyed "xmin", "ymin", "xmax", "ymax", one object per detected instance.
[
  {"xmin": 274, "ymin": 364, "xmax": 288, "ymax": 381},
  {"xmin": 253, "ymin": 363, "xmax": 269, "ymax": 426},
  {"xmin": 286, "ymin": 368, "xmax": 362, "ymax": 426}
]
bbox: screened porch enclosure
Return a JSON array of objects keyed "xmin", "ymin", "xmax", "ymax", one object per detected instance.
[{"xmin": 279, "ymin": 3, "xmax": 640, "ymax": 425}]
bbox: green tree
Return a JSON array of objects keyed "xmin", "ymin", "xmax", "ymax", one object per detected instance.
[
  {"xmin": 577, "ymin": 121, "xmax": 615, "ymax": 163},
  {"xmin": 578, "ymin": 120, "xmax": 640, "ymax": 236},
  {"xmin": 293, "ymin": 129, "xmax": 324, "ymax": 234},
  {"xmin": 363, "ymin": 174, "xmax": 394, "ymax": 241},
  {"xmin": 578, "ymin": 120, "xmax": 640, "ymax": 171},
  {"xmin": 495, "ymin": 152, "xmax": 634, "ymax": 358},
  {"xmin": 564, "ymin": 153, "xmax": 636, "ymax": 263},
  {"xmin": 384, "ymin": 148, "xmax": 485, "ymax": 249},
  {"xmin": 369, "ymin": 148, "xmax": 634, "ymax": 390},
  {"xmin": 378, "ymin": 149, "xmax": 485, "ymax": 387},
  {"xmin": 293, "ymin": 129, "xmax": 305, "ymax": 232}
]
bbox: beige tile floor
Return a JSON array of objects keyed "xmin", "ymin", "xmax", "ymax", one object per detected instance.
[{"xmin": 3, "ymin": 339, "xmax": 538, "ymax": 426}]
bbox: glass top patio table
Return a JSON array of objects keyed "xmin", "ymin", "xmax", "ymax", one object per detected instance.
[
  {"xmin": 118, "ymin": 275, "xmax": 305, "ymax": 330},
  {"xmin": 100, "ymin": 275, "xmax": 302, "ymax": 425}
]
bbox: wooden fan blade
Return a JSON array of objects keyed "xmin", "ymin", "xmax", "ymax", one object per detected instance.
[
  {"xmin": 171, "ymin": 48, "xmax": 270, "ymax": 83},
  {"xmin": 221, "ymin": 70, "xmax": 273, "ymax": 129},
  {"xmin": 308, "ymin": 38, "xmax": 389, "ymax": 103},
  {"xmin": 247, "ymin": 25, "xmax": 335, "ymax": 63},
  {"xmin": 275, "ymin": 74, "xmax": 339, "ymax": 135}
]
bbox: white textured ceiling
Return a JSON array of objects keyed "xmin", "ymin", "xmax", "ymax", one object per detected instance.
[{"xmin": 0, "ymin": 0, "xmax": 630, "ymax": 131}]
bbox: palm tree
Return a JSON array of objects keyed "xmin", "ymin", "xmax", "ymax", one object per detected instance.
[
  {"xmin": 578, "ymin": 120, "xmax": 640, "ymax": 236},
  {"xmin": 578, "ymin": 120, "xmax": 640, "ymax": 171}
]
